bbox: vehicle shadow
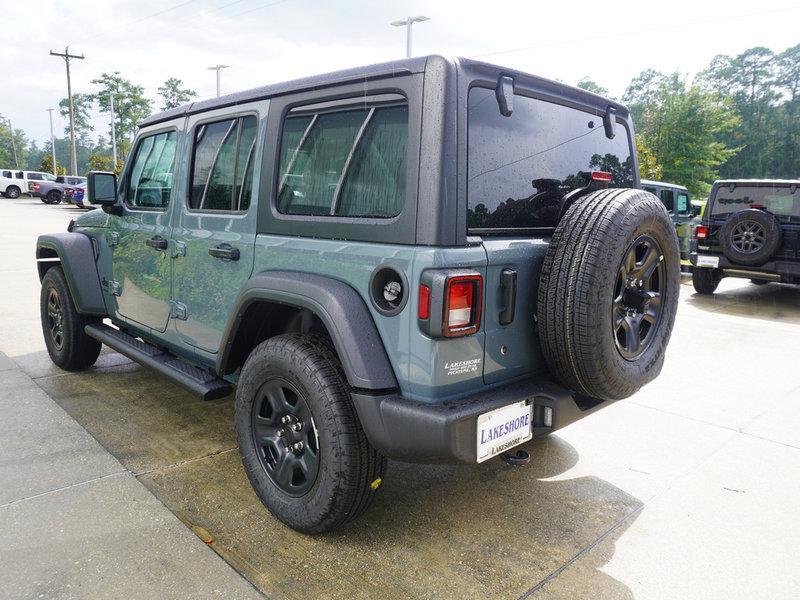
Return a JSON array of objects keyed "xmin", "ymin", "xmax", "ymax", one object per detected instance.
[
  {"xmin": 22, "ymin": 349, "xmax": 642, "ymax": 600},
  {"xmin": 684, "ymin": 278, "xmax": 800, "ymax": 324}
]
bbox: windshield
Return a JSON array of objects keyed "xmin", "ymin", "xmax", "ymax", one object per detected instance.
[
  {"xmin": 711, "ymin": 184, "xmax": 800, "ymax": 222},
  {"xmin": 467, "ymin": 86, "xmax": 634, "ymax": 232}
]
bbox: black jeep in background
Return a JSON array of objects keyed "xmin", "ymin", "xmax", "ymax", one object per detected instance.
[{"xmin": 691, "ymin": 179, "xmax": 800, "ymax": 293}]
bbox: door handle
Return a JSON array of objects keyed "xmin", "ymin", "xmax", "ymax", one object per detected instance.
[
  {"xmin": 146, "ymin": 236, "xmax": 168, "ymax": 250},
  {"xmin": 208, "ymin": 244, "xmax": 240, "ymax": 261},
  {"xmin": 499, "ymin": 268, "xmax": 517, "ymax": 326}
]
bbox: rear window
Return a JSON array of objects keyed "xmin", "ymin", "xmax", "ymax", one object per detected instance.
[
  {"xmin": 277, "ymin": 95, "xmax": 408, "ymax": 218},
  {"xmin": 711, "ymin": 184, "xmax": 800, "ymax": 221},
  {"xmin": 467, "ymin": 87, "xmax": 634, "ymax": 232}
]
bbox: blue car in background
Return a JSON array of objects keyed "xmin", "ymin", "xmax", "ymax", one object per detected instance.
[{"xmin": 65, "ymin": 185, "xmax": 88, "ymax": 208}]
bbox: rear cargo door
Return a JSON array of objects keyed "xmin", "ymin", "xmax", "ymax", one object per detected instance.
[{"xmin": 466, "ymin": 85, "xmax": 636, "ymax": 385}]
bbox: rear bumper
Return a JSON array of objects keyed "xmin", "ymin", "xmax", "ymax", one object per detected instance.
[
  {"xmin": 352, "ymin": 378, "xmax": 616, "ymax": 464},
  {"xmin": 690, "ymin": 251, "xmax": 800, "ymax": 281}
]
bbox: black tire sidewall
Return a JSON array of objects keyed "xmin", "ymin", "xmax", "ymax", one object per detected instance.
[
  {"xmin": 47, "ymin": 190, "xmax": 61, "ymax": 204},
  {"xmin": 719, "ymin": 210, "xmax": 782, "ymax": 266},
  {"xmin": 7, "ymin": 186, "xmax": 20, "ymax": 199},
  {"xmin": 586, "ymin": 193, "xmax": 680, "ymax": 397},
  {"xmin": 235, "ymin": 335, "xmax": 374, "ymax": 534},
  {"xmin": 692, "ymin": 268, "xmax": 721, "ymax": 294}
]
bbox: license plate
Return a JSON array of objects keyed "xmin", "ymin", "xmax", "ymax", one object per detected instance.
[
  {"xmin": 476, "ymin": 401, "xmax": 532, "ymax": 463},
  {"xmin": 696, "ymin": 255, "xmax": 719, "ymax": 268}
]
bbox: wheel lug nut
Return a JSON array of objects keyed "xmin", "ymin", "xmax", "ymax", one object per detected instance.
[
  {"xmin": 292, "ymin": 441, "xmax": 304, "ymax": 453},
  {"xmin": 281, "ymin": 416, "xmax": 291, "ymax": 424},
  {"xmin": 292, "ymin": 422, "xmax": 302, "ymax": 431}
]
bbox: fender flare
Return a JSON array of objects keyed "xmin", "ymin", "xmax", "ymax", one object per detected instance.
[
  {"xmin": 36, "ymin": 232, "xmax": 107, "ymax": 316},
  {"xmin": 217, "ymin": 271, "xmax": 398, "ymax": 391}
]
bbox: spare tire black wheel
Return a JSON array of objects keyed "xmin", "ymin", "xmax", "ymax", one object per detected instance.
[
  {"xmin": 537, "ymin": 188, "xmax": 680, "ymax": 401},
  {"xmin": 719, "ymin": 209, "xmax": 782, "ymax": 267}
]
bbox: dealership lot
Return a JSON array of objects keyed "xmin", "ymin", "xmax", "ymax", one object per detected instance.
[{"xmin": 2, "ymin": 196, "xmax": 800, "ymax": 599}]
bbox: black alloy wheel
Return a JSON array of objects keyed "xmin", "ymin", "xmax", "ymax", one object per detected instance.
[
  {"xmin": 251, "ymin": 377, "xmax": 320, "ymax": 497},
  {"xmin": 46, "ymin": 287, "xmax": 65, "ymax": 351},
  {"xmin": 730, "ymin": 220, "xmax": 766, "ymax": 255},
  {"xmin": 613, "ymin": 235, "xmax": 665, "ymax": 360}
]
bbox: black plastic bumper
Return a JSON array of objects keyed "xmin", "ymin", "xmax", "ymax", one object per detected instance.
[
  {"xmin": 689, "ymin": 251, "xmax": 800, "ymax": 281},
  {"xmin": 351, "ymin": 379, "xmax": 616, "ymax": 464}
]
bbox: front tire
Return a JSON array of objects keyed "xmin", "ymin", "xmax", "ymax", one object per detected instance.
[
  {"xmin": 692, "ymin": 268, "xmax": 721, "ymax": 294},
  {"xmin": 46, "ymin": 190, "xmax": 62, "ymax": 204},
  {"xmin": 537, "ymin": 188, "xmax": 680, "ymax": 401},
  {"xmin": 235, "ymin": 334, "xmax": 386, "ymax": 534},
  {"xmin": 40, "ymin": 266, "xmax": 102, "ymax": 371}
]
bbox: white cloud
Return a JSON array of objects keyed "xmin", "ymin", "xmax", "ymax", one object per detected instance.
[{"xmin": 2, "ymin": 0, "xmax": 797, "ymax": 144}]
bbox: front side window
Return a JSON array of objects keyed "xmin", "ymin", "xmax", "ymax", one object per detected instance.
[
  {"xmin": 126, "ymin": 130, "xmax": 177, "ymax": 209},
  {"xmin": 277, "ymin": 96, "xmax": 408, "ymax": 218},
  {"xmin": 660, "ymin": 189, "xmax": 675, "ymax": 212},
  {"xmin": 467, "ymin": 87, "xmax": 634, "ymax": 231},
  {"xmin": 28, "ymin": 173, "xmax": 43, "ymax": 181},
  {"xmin": 189, "ymin": 115, "xmax": 258, "ymax": 212}
]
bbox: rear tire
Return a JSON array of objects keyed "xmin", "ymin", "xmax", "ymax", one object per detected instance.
[
  {"xmin": 235, "ymin": 334, "xmax": 386, "ymax": 534},
  {"xmin": 40, "ymin": 266, "xmax": 102, "ymax": 371},
  {"xmin": 692, "ymin": 268, "xmax": 721, "ymax": 294},
  {"xmin": 750, "ymin": 278, "xmax": 770, "ymax": 286},
  {"xmin": 5, "ymin": 186, "xmax": 20, "ymax": 199},
  {"xmin": 537, "ymin": 188, "xmax": 680, "ymax": 401}
]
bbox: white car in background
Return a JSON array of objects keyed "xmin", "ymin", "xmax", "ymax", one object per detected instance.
[{"xmin": 0, "ymin": 170, "xmax": 56, "ymax": 198}]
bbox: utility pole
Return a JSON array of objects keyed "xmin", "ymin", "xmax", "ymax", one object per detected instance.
[
  {"xmin": 109, "ymin": 92, "xmax": 117, "ymax": 168},
  {"xmin": 390, "ymin": 16, "xmax": 430, "ymax": 58},
  {"xmin": 46, "ymin": 109, "xmax": 57, "ymax": 175},
  {"xmin": 207, "ymin": 64, "xmax": 229, "ymax": 97},
  {"xmin": 3, "ymin": 117, "xmax": 19, "ymax": 169},
  {"xmin": 49, "ymin": 46, "xmax": 85, "ymax": 176}
]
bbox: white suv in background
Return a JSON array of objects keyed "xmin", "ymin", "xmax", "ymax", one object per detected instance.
[{"xmin": 0, "ymin": 170, "xmax": 55, "ymax": 198}]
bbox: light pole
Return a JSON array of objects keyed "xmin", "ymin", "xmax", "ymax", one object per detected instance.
[
  {"xmin": 390, "ymin": 16, "xmax": 430, "ymax": 58},
  {"xmin": 2, "ymin": 116, "xmax": 19, "ymax": 170},
  {"xmin": 208, "ymin": 64, "xmax": 229, "ymax": 97},
  {"xmin": 109, "ymin": 92, "xmax": 117, "ymax": 168},
  {"xmin": 49, "ymin": 46, "xmax": 85, "ymax": 176},
  {"xmin": 46, "ymin": 108, "xmax": 57, "ymax": 175}
]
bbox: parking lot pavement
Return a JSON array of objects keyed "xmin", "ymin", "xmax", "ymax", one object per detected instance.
[{"xmin": 3, "ymin": 196, "xmax": 800, "ymax": 599}]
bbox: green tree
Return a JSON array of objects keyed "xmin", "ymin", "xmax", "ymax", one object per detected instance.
[
  {"xmin": 775, "ymin": 44, "xmax": 800, "ymax": 176},
  {"xmin": 91, "ymin": 72, "xmax": 152, "ymax": 161},
  {"xmin": 636, "ymin": 75, "xmax": 740, "ymax": 196},
  {"xmin": 39, "ymin": 151, "xmax": 67, "ymax": 176},
  {"xmin": 0, "ymin": 118, "xmax": 29, "ymax": 170},
  {"xmin": 59, "ymin": 93, "xmax": 94, "ymax": 144},
  {"xmin": 635, "ymin": 134, "xmax": 662, "ymax": 181},
  {"xmin": 577, "ymin": 77, "xmax": 610, "ymax": 98},
  {"xmin": 157, "ymin": 77, "xmax": 197, "ymax": 110}
]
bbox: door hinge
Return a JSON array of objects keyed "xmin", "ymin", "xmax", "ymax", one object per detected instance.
[
  {"xmin": 171, "ymin": 240, "xmax": 186, "ymax": 258},
  {"xmin": 170, "ymin": 300, "xmax": 187, "ymax": 320},
  {"xmin": 102, "ymin": 278, "xmax": 122, "ymax": 296},
  {"xmin": 106, "ymin": 231, "xmax": 119, "ymax": 247}
]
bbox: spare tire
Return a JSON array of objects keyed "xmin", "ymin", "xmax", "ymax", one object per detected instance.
[
  {"xmin": 537, "ymin": 188, "xmax": 680, "ymax": 401},
  {"xmin": 719, "ymin": 209, "xmax": 782, "ymax": 266}
]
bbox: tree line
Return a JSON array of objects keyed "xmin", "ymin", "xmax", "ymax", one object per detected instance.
[
  {"xmin": 2, "ymin": 42, "xmax": 798, "ymax": 192},
  {"xmin": 581, "ymin": 43, "xmax": 800, "ymax": 197},
  {"xmin": 0, "ymin": 75, "xmax": 195, "ymax": 175}
]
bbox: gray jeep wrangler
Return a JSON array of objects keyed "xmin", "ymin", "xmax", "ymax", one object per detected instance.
[{"xmin": 36, "ymin": 56, "xmax": 679, "ymax": 534}]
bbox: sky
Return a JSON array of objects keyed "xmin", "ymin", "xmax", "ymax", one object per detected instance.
[{"xmin": 2, "ymin": 0, "xmax": 800, "ymax": 145}]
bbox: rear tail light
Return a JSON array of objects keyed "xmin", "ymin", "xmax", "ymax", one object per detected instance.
[
  {"xmin": 695, "ymin": 225, "xmax": 709, "ymax": 240},
  {"xmin": 590, "ymin": 171, "xmax": 613, "ymax": 183},
  {"xmin": 418, "ymin": 284, "xmax": 430, "ymax": 319},
  {"xmin": 749, "ymin": 203, "xmax": 766, "ymax": 210},
  {"xmin": 444, "ymin": 276, "xmax": 482, "ymax": 337}
]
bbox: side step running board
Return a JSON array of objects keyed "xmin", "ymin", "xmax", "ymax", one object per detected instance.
[{"xmin": 84, "ymin": 323, "xmax": 233, "ymax": 401}]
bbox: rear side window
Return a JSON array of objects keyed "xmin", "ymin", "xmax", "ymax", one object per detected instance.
[
  {"xmin": 2, "ymin": 171, "xmax": 11, "ymax": 178},
  {"xmin": 190, "ymin": 115, "xmax": 258, "ymax": 212},
  {"xmin": 126, "ymin": 130, "xmax": 177, "ymax": 209},
  {"xmin": 277, "ymin": 96, "xmax": 408, "ymax": 218},
  {"xmin": 711, "ymin": 184, "xmax": 800, "ymax": 221},
  {"xmin": 467, "ymin": 87, "xmax": 634, "ymax": 231},
  {"xmin": 676, "ymin": 192, "xmax": 689, "ymax": 214}
]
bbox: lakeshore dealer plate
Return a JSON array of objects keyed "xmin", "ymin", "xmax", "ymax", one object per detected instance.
[
  {"xmin": 476, "ymin": 401, "xmax": 532, "ymax": 463},
  {"xmin": 695, "ymin": 255, "xmax": 720, "ymax": 268}
]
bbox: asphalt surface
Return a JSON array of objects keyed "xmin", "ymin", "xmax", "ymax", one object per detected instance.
[{"xmin": 2, "ymin": 195, "xmax": 800, "ymax": 599}]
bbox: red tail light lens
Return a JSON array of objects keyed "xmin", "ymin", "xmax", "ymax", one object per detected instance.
[
  {"xmin": 591, "ymin": 171, "xmax": 612, "ymax": 182},
  {"xmin": 444, "ymin": 276, "xmax": 482, "ymax": 337},
  {"xmin": 418, "ymin": 284, "xmax": 430, "ymax": 320},
  {"xmin": 695, "ymin": 225, "xmax": 709, "ymax": 240}
]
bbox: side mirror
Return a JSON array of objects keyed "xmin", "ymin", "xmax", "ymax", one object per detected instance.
[{"xmin": 87, "ymin": 171, "xmax": 121, "ymax": 215}]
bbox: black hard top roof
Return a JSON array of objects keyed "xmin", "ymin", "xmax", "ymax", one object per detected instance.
[{"xmin": 139, "ymin": 55, "xmax": 629, "ymax": 129}]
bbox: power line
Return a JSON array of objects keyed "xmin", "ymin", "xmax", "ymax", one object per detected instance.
[{"xmin": 471, "ymin": 5, "xmax": 800, "ymax": 59}]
